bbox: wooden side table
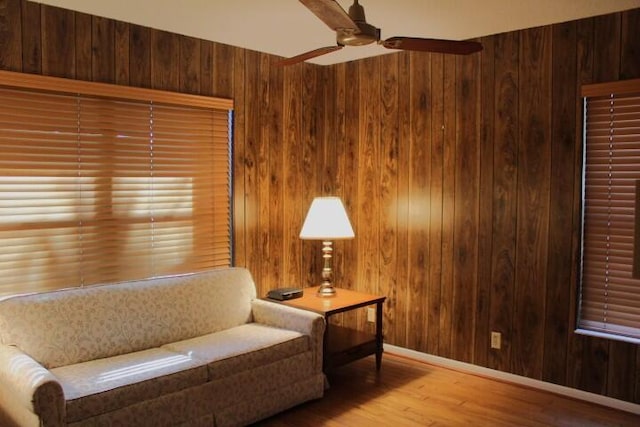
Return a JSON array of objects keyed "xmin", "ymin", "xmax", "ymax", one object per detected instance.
[{"xmin": 278, "ymin": 286, "xmax": 386, "ymax": 371}]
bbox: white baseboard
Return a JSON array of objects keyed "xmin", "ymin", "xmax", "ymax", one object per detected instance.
[{"xmin": 384, "ymin": 344, "xmax": 640, "ymax": 416}]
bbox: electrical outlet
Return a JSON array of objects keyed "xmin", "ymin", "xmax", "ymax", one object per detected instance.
[
  {"xmin": 367, "ymin": 307, "xmax": 375, "ymax": 323},
  {"xmin": 491, "ymin": 331, "xmax": 501, "ymax": 349}
]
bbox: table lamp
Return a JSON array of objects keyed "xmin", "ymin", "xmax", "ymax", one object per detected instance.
[{"xmin": 299, "ymin": 196, "xmax": 354, "ymax": 297}]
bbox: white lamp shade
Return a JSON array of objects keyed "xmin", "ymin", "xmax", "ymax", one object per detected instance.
[{"xmin": 299, "ymin": 197, "xmax": 355, "ymax": 240}]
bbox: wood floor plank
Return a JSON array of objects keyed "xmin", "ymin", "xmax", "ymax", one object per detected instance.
[{"xmin": 255, "ymin": 353, "xmax": 640, "ymax": 426}]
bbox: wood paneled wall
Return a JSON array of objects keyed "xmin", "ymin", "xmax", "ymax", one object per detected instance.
[
  {"xmin": 1, "ymin": 0, "xmax": 639, "ymax": 404},
  {"xmin": 323, "ymin": 11, "xmax": 640, "ymax": 404}
]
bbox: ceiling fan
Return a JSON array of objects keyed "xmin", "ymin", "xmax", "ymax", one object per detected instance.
[{"xmin": 279, "ymin": 0, "xmax": 483, "ymax": 66}]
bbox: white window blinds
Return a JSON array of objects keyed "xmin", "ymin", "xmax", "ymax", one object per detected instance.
[
  {"xmin": 0, "ymin": 71, "xmax": 233, "ymax": 297},
  {"xmin": 580, "ymin": 78, "xmax": 640, "ymax": 342}
]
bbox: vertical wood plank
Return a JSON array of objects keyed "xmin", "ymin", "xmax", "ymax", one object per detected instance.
[
  {"xmin": 620, "ymin": 9, "xmax": 640, "ymax": 80},
  {"xmin": 199, "ymin": 40, "xmax": 213, "ymax": 96},
  {"xmin": 91, "ymin": 16, "xmax": 115, "ymax": 83},
  {"xmin": 566, "ymin": 16, "xmax": 594, "ymax": 391},
  {"xmin": 333, "ymin": 63, "xmax": 346, "ymax": 198},
  {"xmin": 327, "ymin": 64, "xmax": 351, "ymax": 328},
  {"xmin": 41, "ymin": 4, "xmax": 75, "ymax": 78},
  {"xmin": 328, "ymin": 63, "xmax": 350, "ymax": 323},
  {"xmin": 378, "ymin": 55, "xmax": 400, "ymax": 352},
  {"xmin": 21, "ymin": 0, "xmax": 41, "ymax": 74},
  {"xmin": 543, "ymin": 21, "xmax": 576, "ymax": 386},
  {"xmin": 213, "ymin": 43, "xmax": 234, "ymax": 98},
  {"xmin": 267, "ymin": 57, "xmax": 284, "ymax": 292},
  {"xmin": 0, "ymin": 0, "xmax": 22, "ymax": 72},
  {"xmin": 114, "ymin": 21, "xmax": 129, "ymax": 85},
  {"xmin": 243, "ymin": 50, "xmax": 261, "ymax": 281},
  {"xmin": 439, "ymin": 54, "xmax": 457, "ymax": 358},
  {"xmin": 300, "ymin": 64, "xmax": 322, "ymax": 289},
  {"xmin": 452, "ymin": 52, "xmax": 480, "ymax": 364},
  {"xmin": 340, "ymin": 61, "xmax": 359, "ymax": 328},
  {"xmin": 636, "ymin": 350, "xmax": 640, "ymax": 403},
  {"xmin": 178, "ymin": 35, "xmax": 200, "ymax": 94},
  {"xmin": 357, "ymin": 56, "xmax": 381, "ymax": 313},
  {"xmin": 256, "ymin": 53, "xmax": 271, "ymax": 295},
  {"xmin": 580, "ymin": 336, "xmax": 609, "ymax": 395},
  {"xmin": 489, "ymin": 31, "xmax": 519, "ymax": 372},
  {"xmin": 474, "ymin": 35, "xmax": 495, "ymax": 367},
  {"xmin": 129, "ymin": 24, "xmax": 151, "ymax": 88},
  {"xmin": 232, "ymin": 47, "xmax": 247, "ymax": 267},
  {"xmin": 283, "ymin": 64, "xmax": 303, "ymax": 286},
  {"xmin": 608, "ymin": 342, "xmax": 637, "ymax": 401},
  {"xmin": 407, "ymin": 52, "xmax": 430, "ymax": 353},
  {"xmin": 513, "ymin": 26, "xmax": 552, "ymax": 379},
  {"xmin": 427, "ymin": 52, "xmax": 444, "ymax": 355},
  {"xmin": 592, "ymin": 13, "xmax": 621, "ymax": 82},
  {"xmin": 74, "ymin": 12, "xmax": 91, "ymax": 81},
  {"xmin": 321, "ymin": 66, "xmax": 337, "ymax": 195},
  {"xmin": 329, "ymin": 63, "xmax": 345, "ymax": 308},
  {"xmin": 151, "ymin": 29, "xmax": 179, "ymax": 91},
  {"xmin": 394, "ymin": 51, "xmax": 411, "ymax": 348},
  {"xmin": 379, "ymin": 54, "xmax": 399, "ymax": 342}
]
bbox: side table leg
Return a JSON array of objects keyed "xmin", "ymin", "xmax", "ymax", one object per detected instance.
[{"xmin": 375, "ymin": 302, "xmax": 383, "ymax": 371}]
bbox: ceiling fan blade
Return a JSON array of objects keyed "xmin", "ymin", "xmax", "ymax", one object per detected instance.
[
  {"xmin": 277, "ymin": 45, "xmax": 344, "ymax": 66},
  {"xmin": 382, "ymin": 37, "xmax": 483, "ymax": 55},
  {"xmin": 299, "ymin": 0, "xmax": 358, "ymax": 31}
]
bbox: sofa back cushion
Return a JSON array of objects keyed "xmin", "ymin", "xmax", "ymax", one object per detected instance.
[{"xmin": 0, "ymin": 267, "xmax": 256, "ymax": 368}]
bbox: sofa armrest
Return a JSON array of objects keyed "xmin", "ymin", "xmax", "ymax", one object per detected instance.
[
  {"xmin": 0, "ymin": 345, "xmax": 65, "ymax": 427},
  {"xmin": 251, "ymin": 299, "xmax": 325, "ymax": 372}
]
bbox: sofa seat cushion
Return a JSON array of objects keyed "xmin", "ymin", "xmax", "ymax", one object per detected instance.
[
  {"xmin": 50, "ymin": 347, "xmax": 208, "ymax": 422},
  {"xmin": 162, "ymin": 323, "xmax": 309, "ymax": 380}
]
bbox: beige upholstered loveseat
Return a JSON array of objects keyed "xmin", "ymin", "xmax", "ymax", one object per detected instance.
[{"xmin": 0, "ymin": 267, "xmax": 325, "ymax": 427}]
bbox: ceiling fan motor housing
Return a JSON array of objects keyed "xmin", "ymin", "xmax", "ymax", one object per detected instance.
[
  {"xmin": 337, "ymin": 0, "xmax": 380, "ymax": 46},
  {"xmin": 337, "ymin": 21, "xmax": 380, "ymax": 46}
]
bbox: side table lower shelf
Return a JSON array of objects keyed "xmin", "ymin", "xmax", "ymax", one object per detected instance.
[{"xmin": 324, "ymin": 325, "xmax": 377, "ymax": 371}]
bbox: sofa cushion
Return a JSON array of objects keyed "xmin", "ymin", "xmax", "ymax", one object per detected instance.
[
  {"xmin": 0, "ymin": 267, "xmax": 256, "ymax": 368},
  {"xmin": 50, "ymin": 348, "xmax": 208, "ymax": 422},
  {"xmin": 162, "ymin": 323, "xmax": 309, "ymax": 380}
]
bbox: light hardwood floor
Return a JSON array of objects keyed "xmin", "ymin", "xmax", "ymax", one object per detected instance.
[{"xmin": 256, "ymin": 353, "xmax": 640, "ymax": 426}]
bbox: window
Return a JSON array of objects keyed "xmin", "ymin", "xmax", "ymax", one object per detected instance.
[
  {"xmin": 579, "ymin": 78, "xmax": 640, "ymax": 343},
  {"xmin": 0, "ymin": 70, "xmax": 233, "ymax": 298}
]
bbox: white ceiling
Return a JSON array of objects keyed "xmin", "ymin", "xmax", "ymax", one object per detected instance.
[{"xmin": 34, "ymin": 0, "xmax": 640, "ymax": 65}]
